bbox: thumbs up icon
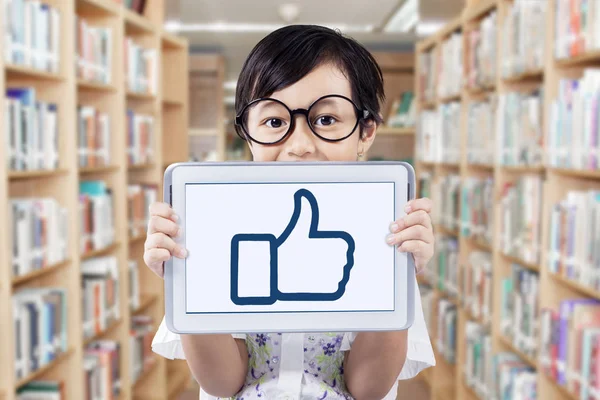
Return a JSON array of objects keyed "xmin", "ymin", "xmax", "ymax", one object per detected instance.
[{"xmin": 230, "ymin": 188, "xmax": 356, "ymax": 306}]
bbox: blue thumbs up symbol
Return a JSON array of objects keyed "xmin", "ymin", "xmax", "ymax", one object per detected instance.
[{"xmin": 230, "ymin": 188, "xmax": 356, "ymax": 306}]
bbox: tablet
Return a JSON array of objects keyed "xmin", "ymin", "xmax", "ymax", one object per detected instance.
[{"xmin": 164, "ymin": 161, "xmax": 416, "ymax": 334}]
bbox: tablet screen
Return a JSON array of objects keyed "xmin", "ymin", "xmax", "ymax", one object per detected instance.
[{"xmin": 184, "ymin": 181, "xmax": 398, "ymax": 315}]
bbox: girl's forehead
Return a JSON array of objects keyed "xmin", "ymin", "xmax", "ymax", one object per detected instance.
[{"xmin": 267, "ymin": 64, "xmax": 353, "ymax": 108}]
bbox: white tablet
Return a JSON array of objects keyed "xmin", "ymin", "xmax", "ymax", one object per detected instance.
[{"xmin": 163, "ymin": 161, "xmax": 416, "ymax": 334}]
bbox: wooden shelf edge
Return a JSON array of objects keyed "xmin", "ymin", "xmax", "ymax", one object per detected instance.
[
  {"xmin": 133, "ymin": 357, "xmax": 160, "ymax": 389},
  {"xmin": 550, "ymin": 272, "xmax": 600, "ymax": 301},
  {"xmin": 438, "ymin": 94, "xmax": 461, "ymax": 103},
  {"xmin": 500, "ymin": 165, "xmax": 545, "ymax": 174},
  {"xmin": 6, "ymin": 64, "xmax": 64, "ymax": 81},
  {"xmin": 12, "ymin": 259, "xmax": 71, "ymax": 289},
  {"xmin": 124, "ymin": 8, "xmax": 155, "ymax": 33},
  {"xmin": 79, "ymin": 165, "xmax": 120, "ymax": 175},
  {"xmin": 500, "ymin": 252, "xmax": 540, "ymax": 272},
  {"xmin": 377, "ymin": 126, "xmax": 415, "ymax": 136},
  {"xmin": 189, "ymin": 128, "xmax": 219, "ymax": 137},
  {"xmin": 77, "ymin": 79, "xmax": 117, "ymax": 92},
  {"xmin": 502, "ymin": 69, "xmax": 544, "ymax": 83},
  {"xmin": 128, "ymin": 163, "xmax": 156, "ymax": 171},
  {"xmin": 132, "ymin": 294, "xmax": 158, "ymax": 315},
  {"xmin": 556, "ymin": 50, "xmax": 600, "ymax": 67},
  {"xmin": 9, "ymin": 169, "xmax": 69, "ymax": 180},
  {"xmin": 464, "ymin": 0, "xmax": 497, "ymax": 22},
  {"xmin": 549, "ymin": 167, "xmax": 600, "ymax": 180},
  {"xmin": 126, "ymin": 91, "xmax": 157, "ymax": 101},
  {"xmin": 465, "ymin": 236, "xmax": 493, "ymax": 253},
  {"xmin": 161, "ymin": 31, "xmax": 187, "ymax": 49},
  {"xmin": 497, "ymin": 335, "xmax": 537, "ymax": 369},
  {"xmin": 465, "ymin": 163, "xmax": 494, "ymax": 172},
  {"xmin": 129, "ymin": 234, "xmax": 147, "ymax": 243},
  {"xmin": 541, "ymin": 371, "xmax": 577, "ymax": 400},
  {"xmin": 81, "ymin": 242, "xmax": 120, "ymax": 260},
  {"xmin": 83, "ymin": 318, "xmax": 123, "ymax": 347},
  {"xmin": 76, "ymin": 0, "xmax": 119, "ymax": 15},
  {"xmin": 15, "ymin": 348, "xmax": 74, "ymax": 389}
]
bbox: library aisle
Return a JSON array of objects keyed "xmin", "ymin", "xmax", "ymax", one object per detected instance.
[
  {"xmin": 415, "ymin": 0, "xmax": 600, "ymax": 399},
  {"xmin": 1, "ymin": 0, "xmax": 190, "ymax": 399}
]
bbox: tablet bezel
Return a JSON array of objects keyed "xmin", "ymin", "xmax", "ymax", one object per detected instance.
[{"xmin": 164, "ymin": 161, "xmax": 416, "ymax": 334}]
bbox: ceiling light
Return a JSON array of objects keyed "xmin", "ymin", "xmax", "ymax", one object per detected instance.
[
  {"xmin": 278, "ymin": 3, "xmax": 300, "ymax": 23},
  {"xmin": 384, "ymin": 0, "xmax": 419, "ymax": 33},
  {"xmin": 416, "ymin": 21, "xmax": 445, "ymax": 36},
  {"xmin": 164, "ymin": 19, "xmax": 181, "ymax": 32},
  {"xmin": 224, "ymin": 80, "xmax": 237, "ymax": 91}
]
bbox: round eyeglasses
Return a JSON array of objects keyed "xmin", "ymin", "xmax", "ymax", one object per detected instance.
[{"xmin": 234, "ymin": 94, "xmax": 371, "ymax": 145}]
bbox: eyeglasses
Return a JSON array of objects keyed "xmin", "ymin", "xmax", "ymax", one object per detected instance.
[{"xmin": 235, "ymin": 94, "xmax": 371, "ymax": 145}]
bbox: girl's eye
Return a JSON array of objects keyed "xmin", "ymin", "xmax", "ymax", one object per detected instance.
[
  {"xmin": 266, "ymin": 118, "xmax": 285, "ymax": 129},
  {"xmin": 314, "ymin": 116, "xmax": 336, "ymax": 126}
]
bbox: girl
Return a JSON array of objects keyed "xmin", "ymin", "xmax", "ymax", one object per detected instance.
[{"xmin": 147, "ymin": 25, "xmax": 435, "ymax": 400}]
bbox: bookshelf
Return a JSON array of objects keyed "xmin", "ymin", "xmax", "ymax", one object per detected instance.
[
  {"xmin": 415, "ymin": 0, "xmax": 600, "ymax": 399},
  {"xmin": 0, "ymin": 1, "xmax": 190, "ymax": 400}
]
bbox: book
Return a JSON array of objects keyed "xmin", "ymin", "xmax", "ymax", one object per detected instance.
[
  {"xmin": 432, "ymin": 235, "xmax": 459, "ymax": 298},
  {"xmin": 124, "ymin": 37, "xmax": 157, "ymax": 95},
  {"xmin": 461, "ymin": 177, "xmax": 494, "ymax": 245},
  {"xmin": 554, "ymin": 0, "xmax": 600, "ymax": 60},
  {"xmin": 493, "ymin": 352, "xmax": 536, "ymax": 400},
  {"xmin": 9, "ymin": 198, "xmax": 68, "ymax": 278},
  {"xmin": 126, "ymin": 110, "xmax": 154, "ymax": 166},
  {"xmin": 438, "ymin": 32, "xmax": 463, "ymax": 99},
  {"xmin": 79, "ymin": 180, "xmax": 115, "ymax": 254},
  {"xmin": 500, "ymin": 0, "xmax": 546, "ymax": 78},
  {"xmin": 500, "ymin": 264, "xmax": 539, "ymax": 360},
  {"xmin": 13, "ymin": 287, "xmax": 68, "ymax": 381},
  {"xmin": 431, "ymin": 174, "xmax": 461, "ymax": 231},
  {"xmin": 130, "ymin": 315, "xmax": 155, "ymax": 384},
  {"xmin": 464, "ymin": 322, "xmax": 494, "ymax": 399},
  {"xmin": 465, "ymin": 10, "xmax": 497, "ymax": 91},
  {"xmin": 437, "ymin": 298, "xmax": 457, "ymax": 364},
  {"xmin": 4, "ymin": 0, "xmax": 60, "ymax": 73},
  {"xmin": 418, "ymin": 171, "xmax": 432, "ymax": 199},
  {"xmin": 549, "ymin": 69, "xmax": 600, "ymax": 170},
  {"xmin": 76, "ymin": 16, "xmax": 112, "ymax": 84},
  {"xmin": 127, "ymin": 184, "xmax": 157, "ymax": 238},
  {"xmin": 499, "ymin": 175, "xmax": 543, "ymax": 265},
  {"xmin": 463, "ymin": 251, "xmax": 493, "ymax": 326},
  {"xmin": 85, "ymin": 340, "xmax": 121, "ymax": 400},
  {"xmin": 16, "ymin": 380, "xmax": 65, "ymax": 399},
  {"xmin": 418, "ymin": 47, "xmax": 437, "ymax": 104},
  {"xmin": 129, "ymin": 260, "xmax": 140, "ymax": 311},
  {"xmin": 548, "ymin": 190, "xmax": 600, "ymax": 289},
  {"xmin": 77, "ymin": 105, "xmax": 111, "ymax": 168},
  {"xmin": 495, "ymin": 89, "xmax": 544, "ymax": 167},
  {"xmin": 81, "ymin": 256, "xmax": 120, "ymax": 340},
  {"xmin": 467, "ymin": 95, "xmax": 496, "ymax": 166},
  {"xmin": 5, "ymin": 87, "xmax": 59, "ymax": 172},
  {"xmin": 386, "ymin": 91, "xmax": 415, "ymax": 128},
  {"xmin": 416, "ymin": 103, "xmax": 460, "ymax": 164}
]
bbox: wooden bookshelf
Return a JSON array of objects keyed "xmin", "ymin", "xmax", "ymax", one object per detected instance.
[
  {"xmin": 415, "ymin": 0, "xmax": 600, "ymax": 399},
  {"xmin": 0, "ymin": 1, "xmax": 189, "ymax": 399}
]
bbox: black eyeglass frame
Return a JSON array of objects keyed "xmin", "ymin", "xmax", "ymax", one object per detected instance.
[{"xmin": 234, "ymin": 94, "xmax": 371, "ymax": 145}]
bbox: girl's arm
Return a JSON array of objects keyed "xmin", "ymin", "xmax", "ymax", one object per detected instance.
[
  {"xmin": 343, "ymin": 332, "xmax": 407, "ymax": 400},
  {"xmin": 181, "ymin": 335, "xmax": 248, "ymax": 397}
]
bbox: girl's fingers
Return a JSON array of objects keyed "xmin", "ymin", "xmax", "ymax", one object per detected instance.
[
  {"xmin": 143, "ymin": 248, "xmax": 170, "ymax": 277},
  {"xmin": 397, "ymin": 239, "xmax": 430, "ymax": 255},
  {"xmin": 386, "ymin": 224, "xmax": 432, "ymax": 246},
  {"xmin": 404, "ymin": 197, "xmax": 432, "ymax": 214},
  {"xmin": 144, "ymin": 232, "xmax": 187, "ymax": 258},
  {"xmin": 389, "ymin": 210, "xmax": 432, "ymax": 233},
  {"xmin": 148, "ymin": 214, "xmax": 181, "ymax": 238},
  {"xmin": 149, "ymin": 201, "xmax": 178, "ymax": 222}
]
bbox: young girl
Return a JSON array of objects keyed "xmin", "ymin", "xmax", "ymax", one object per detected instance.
[{"xmin": 148, "ymin": 25, "xmax": 435, "ymax": 400}]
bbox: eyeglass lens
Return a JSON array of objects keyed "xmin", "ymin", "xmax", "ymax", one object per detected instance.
[{"xmin": 242, "ymin": 97, "xmax": 358, "ymax": 143}]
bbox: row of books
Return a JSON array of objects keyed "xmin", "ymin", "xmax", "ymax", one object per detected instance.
[
  {"xmin": 496, "ymin": 89, "xmax": 544, "ymax": 168},
  {"xmin": 438, "ymin": 32, "xmax": 463, "ymax": 99},
  {"xmin": 121, "ymin": 0, "xmax": 147, "ymax": 15},
  {"xmin": 540, "ymin": 298, "xmax": 600, "ymax": 399},
  {"xmin": 4, "ymin": 0, "xmax": 61, "ymax": 73},
  {"xmin": 76, "ymin": 16, "xmax": 112, "ymax": 85},
  {"xmin": 467, "ymin": 95, "xmax": 496, "ymax": 166},
  {"xmin": 127, "ymin": 110, "xmax": 154, "ymax": 166},
  {"xmin": 13, "ymin": 287, "xmax": 68, "ymax": 381},
  {"xmin": 493, "ymin": 352, "xmax": 536, "ymax": 400},
  {"xmin": 437, "ymin": 298, "xmax": 458, "ymax": 364},
  {"xmin": 84, "ymin": 340, "xmax": 121, "ymax": 400},
  {"xmin": 431, "ymin": 173, "xmax": 461, "ymax": 232},
  {"xmin": 554, "ymin": 0, "xmax": 600, "ymax": 60},
  {"xmin": 499, "ymin": 175, "xmax": 543, "ymax": 266},
  {"xmin": 463, "ymin": 251, "xmax": 492, "ymax": 326},
  {"xmin": 10, "ymin": 198, "xmax": 68, "ymax": 278},
  {"xmin": 5, "ymin": 87, "xmax": 59, "ymax": 172},
  {"xmin": 500, "ymin": 0, "xmax": 546, "ymax": 79},
  {"xmin": 82, "ymin": 256, "xmax": 120, "ymax": 341},
  {"xmin": 127, "ymin": 184, "xmax": 158, "ymax": 238},
  {"xmin": 416, "ymin": 102, "xmax": 460, "ymax": 164},
  {"xmin": 78, "ymin": 105, "xmax": 111, "ymax": 169},
  {"xmin": 386, "ymin": 91, "xmax": 415, "ymax": 128},
  {"xmin": 129, "ymin": 260, "xmax": 140, "ymax": 311},
  {"xmin": 130, "ymin": 315, "xmax": 155, "ymax": 383},
  {"xmin": 549, "ymin": 69, "xmax": 600, "ymax": 171},
  {"xmin": 17, "ymin": 381, "xmax": 64, "ymax": 399},
  {"xmin": 418, "ymin": 49, "xmax": 436, "ymax": 104},
  {"xmin": 501, "ymin": 264, "xmax": 539, "ymax": 360},
  {"xmin": 124, "ymin": 38, "xmax": 157, "ymax": 95},
  {"xmin": 465, "ymin": 10, "xmax": 496, "ymax": 91},
  {"xmin": 461, "ymin": 177, "xmax": 494, "ymax": 245},
  {"xmin": 548, "ymin": 189, "xmax": 600, "ymax": 290},
  {"xmin": 464, "ymin": 322, "xmax": 493, "ymax": 399},
  {"xmin": 433, "ymin": 235, "xmax": 459, "ymax": 298},
  {"xmin": 80, "ymin": 180, "xmax": 116, "ymax": 254},
  {"xmin": 417, "ymin": 171, "xmax": 432, "ymax": 200},
  {"xmin": 421, "ymin": 285, "xmax": 434, "ymax": 330}
]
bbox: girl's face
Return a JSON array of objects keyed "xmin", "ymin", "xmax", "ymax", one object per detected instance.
[{"xmin": 246, "ymin": 63, "xmax": 377, "ymax": 162}]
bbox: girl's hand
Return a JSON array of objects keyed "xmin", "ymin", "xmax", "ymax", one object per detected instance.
[
  {"xmin": 386, "ymin": 197, "xmax": 434, "ymax": 273},
  {"xmin": 143, "ymin": 201, "xmax": 188, "ymax": 278}
]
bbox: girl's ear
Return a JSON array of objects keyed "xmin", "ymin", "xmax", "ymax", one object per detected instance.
[{"xmin": 358, "ymin": 119, "xmax": 378, "ymax": 156}]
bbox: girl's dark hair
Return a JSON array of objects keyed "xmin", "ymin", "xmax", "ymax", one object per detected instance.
[{"xmin": 235, "ymin": 24, "xmax": 385, "ymax": 140}]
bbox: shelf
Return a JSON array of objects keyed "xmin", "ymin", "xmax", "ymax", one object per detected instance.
[
  {"xmin": 497, "ymin": 335, "xmax": 537, "ymax": 369},
  {"xmin": 163, "ymin": 97, "xmax": 183, "ymax": 107},
  {"xmin": 15, "ymin": 348, "xmax": 74, "ymax": 390},
  {"xmin": 162, "ymin": 31, "xmax": 187, "ymax": 49},
  {"xmin": 464, "ymin": 0, "xmax": 497, "ymax": 22},
  {"xmin": 127, "ymin": 91, "xmax": 157, "ymax": 101},
  {"xmin": 542, "ymin": 371, "xmax": 577, "ymax": 400},
  {"xmin": 6, "ymin": 64, "xmax": 63, "ymax": 81},
  {"xmin": 501, "ymin": 165, "xmax": 545, "ymax": 174},
  {"xmin": 189, "ymin": 128, "xmax": 220, "ymax": 136},
  {"xmin": 84, "ymin": 318, "xmax": 123, "ymax": 347},
  {"xmin": 550, "ymin": 272, "xmax": 600, "ymax": 301},
  {"xmin": 133, "ymin": 357, "xmax": 159, "ymax": 388},
  {"xmin": 438, "ymin": 162, "xmax": 460, "ymax": 169},
  {"xmin": 77, "ymin": 79, "xmax": 117, "ymax": 92},
  {"xmin": 124, "ymin": 8, "xmax": 155, "ymax": 34},
  {"xmin": 129, "ymin": 233, "xmax": 147, "ymax": 243},
  {"xmin": 81, "ymin": 242, "xmax": 120, "ymax": 261},
  {"xmin": 377, "ymin": 126, "xmax": 415, "ymax": 136},
  {"xmin": 79, "ymin": 165, "xmax": 120, "ymax": 175},
  {"xmin": 128, "ymin": 163, "xmax": 155, "ymax": 171},
  {"xmin": 549, "ymin": 167, "xmax": 600, "ymax": 180},
  {"xmin": 466, "ymin": 85, "xmax": 495, "ymax": 97},
  {"xmin": 12, "ymin": 259, "xmax": 71, "ymax": 289},
  {"xmin": 421, "ymin": 100, "xmax": 437, "ymax": 109},
  {"xmin": 556, "ymin": 49, "xmax": 600, "ymax": 68},
  {"xmin": 466, "ymin": 163, "xmax": 494, "ymax": 172},
  {"xmin": 436, "ymin": 224, "xmax": 460, "ymax": 237},
  {"xmin": 132, "ymin": 294, "xmax": 158, "ymax": 315},
  {"xmin": 8, "ymin": 169, "xmax": 69, "ymax": 181},
  {"xmin": 439, "ymin": 94, "xmax": 461, "ymax": 103},
  {"xmin": 502, "ymin": 69, "xmax": 544, "ymax": 84},
  {"xmin": 76, "ymin": 0, "xmax": 119, "ymax": 15},
  {"xmin": 500, "ymin": 252, "xmax": 540, "ymax": 272},
  {"xmin": 418, "ymin": 161, "xmax": 437, "ymax": 168},
  {"xmin": 465, "ymin": 236, "xmax": 492, "ymax": 253}
]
